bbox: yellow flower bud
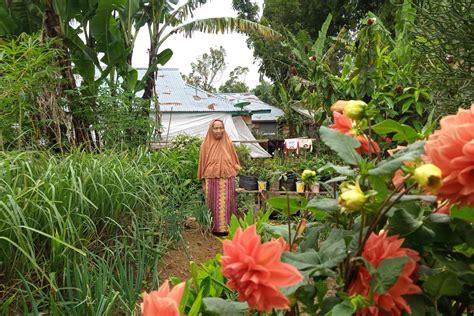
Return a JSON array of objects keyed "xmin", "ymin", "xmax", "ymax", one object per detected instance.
[
  {"xmin": 343, "ymin": 100, "xmax": 367, "ymax": 120},
  {"xmin": 301, "ymin": 169, "xmax": 317, "ymax": 184},
  {"xmin": 413, "ymin": 164, "xmax": 442, "ymax": 192},
  {"xmin": 339, "ymin": 182, "xmax": 366, "ymax": 213}
]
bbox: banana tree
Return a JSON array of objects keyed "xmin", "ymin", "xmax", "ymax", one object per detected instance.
[{"xmin": 0, "ymin": 0, "xmax": 280, "ymax": 146}]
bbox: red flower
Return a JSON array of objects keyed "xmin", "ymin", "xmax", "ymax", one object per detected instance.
[
  {"xmin": 330, "ymin": 111, "xmax": 353, "ymax": 134},
  {"xmin": 424, "ymin": 105, "xmax": 474, "ymax": 208},
  {"xmin": 221, "ymin": 225, "xmax": 303, "ymax": 312},
  {"xmin": 349, "ymin": 232, "xmax": 421, "ymax": 316},
  {"xmin": 141, "ymin": 280, "xmax": 185, "ymax": 316},
  {"xmin": 330, "ymin": 112, "xmax": 380, "ymax": 154},
  {"xmin": 355, "ymin": 135, "xmax": 381, "ymax": 154}
]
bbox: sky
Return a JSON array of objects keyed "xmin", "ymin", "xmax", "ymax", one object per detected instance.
[{"xmin": 131, "ymin": 0, "xmax": 265, "ymax": 90}]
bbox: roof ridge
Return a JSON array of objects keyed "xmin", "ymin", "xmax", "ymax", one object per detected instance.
[{"xmin": 184, "ymin": 84, "xmax": 235, "ymax": 105}]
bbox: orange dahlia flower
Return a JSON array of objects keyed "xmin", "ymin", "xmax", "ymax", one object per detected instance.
[
  {"xmin": 221, "ymin": 225, "xmax": 303, "ymax": 312},
  {"xmin": 349, "ymin": 232, "xmax": 421, "ymax": 316},
  {"xmin": 424, "ymin": 105, "xmax": 474, "ymax": 207},
  {"xmin": 141, "ymin": 280, "xmax": 185, "ymax": 316},
  {"xmin": 330, "ymin": 112, "xmax": 380, "ymax": 154}
]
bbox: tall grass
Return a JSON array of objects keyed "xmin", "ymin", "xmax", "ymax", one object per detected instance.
[{"xmin": 0, "ymin": 147, "xmax": 203, "ymax": 314}]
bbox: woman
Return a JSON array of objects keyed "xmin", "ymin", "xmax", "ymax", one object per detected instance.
[{"xmin": 198, "ymin": 119, "xmax": 241, "ymax": 235}]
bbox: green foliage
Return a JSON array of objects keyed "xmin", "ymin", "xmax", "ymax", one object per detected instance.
[
  {"xmin": 218, "ymin": 66, "xmax": 249, "ymax": 93},
  {"xmin": 361, "ymin": 256, "xmax": 410, "ymax": 294},
  {"xmin": 228, "ymin": 209, "xmax": 272, "ymax": 239},
  {"xmin": 414, "ymin": 0, "xmax": 473, "ymax": 116},
  {"xmin": 372, "ymin": 119, "xmax": 419, "ymax": 143},
  {"xmin": 170, "ymin": 134, "xmax": 203, "ymax": 150},
  {"xmin": 423, "ymin": 271, "xmax": 463, "ymax": 299},
  {"xmin": 319, "ymin": 126, "xmax": 363, "ymax": 165},
  {"xmin": 0, "ymin": 34, "xmax": 65, "ymax": 150},
  {"xmin": 451, "ymin": 205, "xmax": 474, "ymax": 223},
  {"xmin": 202, "ymin": 298, "xmax": 248, "ymax": 315},
  {"xmin": 368, "ymin": 141, "xmax": 425, "ymax": 176},
  {"xmin": 0, "ymin": 148, "xmax": 202, "ymax": 313},
  {"xmin": 282, "ymin": 230, "xmax": 347, "ymax": 278},
  {"xmin": 183, "ymin": 46, "xmax": 227, "ymax": 92}
]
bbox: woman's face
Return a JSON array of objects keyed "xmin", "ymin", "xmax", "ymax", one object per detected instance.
[{"xmin": 212, "ymin": 121, "xmax": 225, "ymax": 140}]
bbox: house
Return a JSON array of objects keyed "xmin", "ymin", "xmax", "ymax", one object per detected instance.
[
  {"xmin": 217, "ymin": 93, "xmax": 284, "ymax": 136},
  {"xmin": 137, "ymin": 68, "xmax": 270, "ymax": 158}
]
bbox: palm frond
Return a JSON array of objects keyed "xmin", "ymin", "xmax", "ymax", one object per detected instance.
[{"xmin": 172, "ymin": 17, "xmax": 281, "ymax": 40}]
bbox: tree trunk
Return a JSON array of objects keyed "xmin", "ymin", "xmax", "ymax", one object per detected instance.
[
  {"xmin": 43, "ymin": 0, "xmax": 92, "ymax": 149},
  {"xmin": 142, "ymin": 27, "xmax": 160, "ymax": 141}
]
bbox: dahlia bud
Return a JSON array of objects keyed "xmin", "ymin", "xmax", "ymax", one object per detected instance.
[
  {"xmin": 339, "ymin": 182, "xmax": 367, "ymax": 213},
  {"xmin": 413, "ymin": 163, "xmax": 442, "ymax": 192},
  {"xmin": 343, "ymin": 100, "xmax": 367, "ymax": 120},
  {"xmin": 301, "ymin": 169, "xmax": 317, "ymax": 184}
]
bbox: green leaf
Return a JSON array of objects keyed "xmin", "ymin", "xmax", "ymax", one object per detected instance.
[
  {"xmin": 309, "ymin": 209, "xmax": 328, "ymax": 220},
  {"xmin": 403, "ymin": 295, "xmax": 437, "ymax": 316},
  {"xmin": 125, "ymin": 68, "xmax": 138, "ymax": 92},
  {"xmin": 372, "ymin": 119, "xmax": 418, "ymax": 143},
  {"xmin": 320, "ymin": 126, "xmax": 363, "ymax": 166},
  {"xmin": 318, "ymin": 163, "xmax": 356, "ymax": 177},
  {"xmin": 370, "ymin": 256, "xmax": 409, "ymax": 294},
  {"xmin": 188, "ymin": 288, "xmax": 204, "ymax": 316},
  {"xmin": 306, "ymin": 197, "xmax": 339, "ymax": 213},
  {"xmin": 423, "ymin": 271, "xmax": 463, "ymax": 299},
  {"xmin": 263, "ymin": 224, "xmax": 296, "ymax": 243},
  {"xmin": 397, "ymin": 195, "xmax": 437, "ymax": 203},
  {"xmin": 451, "ymin": 205, "xmax": 474, "ymax": 223},
  {"xmin": 156, "ymin": 48, "xmax": 173, "ymax": 66},
  {"xmin": 312, "ymin": 13, "xmax": 332, "ymax": 59},
  {"xmin": 299, "ymin": 225, "xmax": 323, "ymax": 251},
  {"xmin": 368, "ymin": 141, "xmax": 425, "ymax": 176},
  {"xmin": 328, "ymin": 300, "xmax": 354, "ymax": 316},
  {"xmin": 202, "ymin": 298, "xmax": 248, "ymax": 316},
  {"xmin": 282, "ymin": 231, "xmax": 347, "ymax": 278},
  {"xmin": 388, "ymin": 209, "xmax": 423, "ymax": 236},
  {"xmin": 267, "ymin": 196, "xmax": 306, "ymax": 214},
  {"xmin": 0, "ymin": 6, "xmax": 18, "ymax": 36}
]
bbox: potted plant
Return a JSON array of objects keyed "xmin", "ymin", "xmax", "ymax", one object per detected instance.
[
  {"xmin": 257, "ymin": 167, "xmax": 271, "ymax": 192},
  {"xmin": 279, "ymin": 171, "xmax": 298, "ymax": 191},
  {"xmin": 268, "ymin": 170, "xmax": 284, "ymax": 191},
  {"xmin": 238, "ymin": 163, "xmax": 258, "ymax": 191}
]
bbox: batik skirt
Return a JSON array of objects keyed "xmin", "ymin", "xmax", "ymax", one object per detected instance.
[{"xmin": 205, "ymin": 177, "xmax": 237, "ymax": 233}]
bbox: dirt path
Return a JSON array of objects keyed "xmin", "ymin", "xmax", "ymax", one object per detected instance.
[{"xmin": 158, "ymin": 218, "xmax": 223, "ymax": 281}]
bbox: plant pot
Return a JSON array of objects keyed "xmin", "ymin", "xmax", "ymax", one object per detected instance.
[
  {"xmin": 269, "ymin": 180, "xmax": 280, "ymax": 191},
  {"xmin": 239, "ymin": 175, "xmax": 258, "ymax": 191},
  {"xmin": 296, "ymin": 181, "xmax": 305, "ymax": 193},
  {"xmin": 257, "ymin": 180, "xmax": 268, "ymax": 192},
  {"xmin": 280, "ymin": 172, "xmax": 297, "ymax": 191},
  {"xmin": 311, "ymin": 182, "xmax": 320, "ymax": 193}
]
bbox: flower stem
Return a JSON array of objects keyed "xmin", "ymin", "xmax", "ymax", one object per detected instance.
[
  {"xmin": 361, "ymin": 182, "xmax": 417, "ymax": 253},
  {"xmin": 358, "ymin": 210, "xmax": 366, "ymax": 253},
  {"xmin": 286, "ymin": 191, "xmax": 292, "ymax": 246}
]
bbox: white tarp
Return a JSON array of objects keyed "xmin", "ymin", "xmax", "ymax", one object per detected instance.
[
  {"xmin": 232, "ymin": 116, "xmax": 271, "ymax": 158},
  {"xmin": 161, "ymin": 112, "xmax": 270, "ymax": 158}
]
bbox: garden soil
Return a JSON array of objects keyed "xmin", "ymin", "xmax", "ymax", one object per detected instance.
[{"xmin": 158, "ymin": 217, "xmax": 222, "ymax": 281}]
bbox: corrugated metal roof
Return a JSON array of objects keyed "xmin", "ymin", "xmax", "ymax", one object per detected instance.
[
  {"xmin": 217, "ymin": 93, "xmax": 284, "ymax": 122},
  {"xmin": 137, "ymin": 68, "xmax": 242, "ymax": 113}
]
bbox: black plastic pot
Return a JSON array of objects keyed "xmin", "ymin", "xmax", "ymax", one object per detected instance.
[
  {"xmin": 239, "ymin": 175, "xmax": 258, "ymax": 191},
  {"xmin": 280, "ymin": 172, "xmax": 297, "ymax": 191}
]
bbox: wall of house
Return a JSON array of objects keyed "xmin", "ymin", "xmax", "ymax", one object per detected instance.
[{"xmin": 252, "ymin": 122, "xmax": 278, "ymax": 136}]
